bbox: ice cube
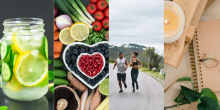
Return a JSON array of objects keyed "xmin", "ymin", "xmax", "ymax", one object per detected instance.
[{"xmin": 31, "ymin": 50, "xmax": 39, "ymax": 58}]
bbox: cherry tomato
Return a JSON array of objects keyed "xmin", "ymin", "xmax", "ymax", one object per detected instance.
[
  {"xmin": 104, "ymin": 8, "xmax": 109, "ymax": 18},
  {"xmin": 102, "ymin": 18, "xmax": 109, "ymax": 29},
  {"xmin": 95, "ymin": 11, "xmax": 104, "ymax": 20},
  {"xmin": 93, "ymin": 21, "xmax": 102, "ymax": 31},
  {"xmin": 87, "ymin": 3, "xmax": 97, "ymax": 14},
  {"xmin": 97, "ymin": 0, "xmax": 108, "ymax": 11},
  {"xmin": 89, "ymin": 0, "xmax": 98, "ymax": 3}
]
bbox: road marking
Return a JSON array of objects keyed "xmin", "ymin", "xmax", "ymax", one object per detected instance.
[{"xmin": 110, "ymin": 67, "xmax": 117, "ymax": 82}]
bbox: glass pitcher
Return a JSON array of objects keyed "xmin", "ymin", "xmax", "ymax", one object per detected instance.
[{"xmin": 0, "ymin": 18, "xmax": 48, "ymax": 101}]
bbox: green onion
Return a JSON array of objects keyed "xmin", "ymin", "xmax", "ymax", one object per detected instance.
[
  {"xmin": 63, "ymin": 0, "xmax": 93, "ymax": 28},
  {"xmin": 68, "ymin": 0, "xmax": 93, "ymax": 24},
  {"xmin": 76, "ymin": 0, "xmax": 95, "ymax": 22},
  {"xmin": 54, "ymin": 0, "xmax": 80, "ymax": 23}
]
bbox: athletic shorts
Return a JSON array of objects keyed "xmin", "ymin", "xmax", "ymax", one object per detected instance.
[{"xmin": 117, "ymin": 73, "xmax": 126, "ymax": 81}]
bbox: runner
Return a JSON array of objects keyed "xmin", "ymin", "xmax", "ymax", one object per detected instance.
[
  {"xmin": 130, "ymin": 51, "xmax": 142, "ymax": 92},
  {"xmin": 113, "ymin": 52, "xmax": 128, "ymax": 93}
]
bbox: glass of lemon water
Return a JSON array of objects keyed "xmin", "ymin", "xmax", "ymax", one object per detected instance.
[{"xmin": 0, "ymin": 18, "xmax": 48, "ymax": 101}]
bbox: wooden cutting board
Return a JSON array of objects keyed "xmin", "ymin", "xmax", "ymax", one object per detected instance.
[{"xmin": 164, "ymin": 0, "xmax": 208, "ymax": 68}]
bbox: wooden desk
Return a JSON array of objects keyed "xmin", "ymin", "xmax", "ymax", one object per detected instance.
[{"xmin": 164, "ymin": 0, "xmax": 220, "ymax": 109}]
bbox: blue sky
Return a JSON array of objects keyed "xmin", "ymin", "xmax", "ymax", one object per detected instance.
[{"xmin": 109, "ymin": 0, "xmax": 164, "ymax": 54}]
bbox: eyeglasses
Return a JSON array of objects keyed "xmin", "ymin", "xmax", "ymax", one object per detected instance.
[{"xmin": 199, "ymin": 54, "xmax": 219, "ymax": 68}]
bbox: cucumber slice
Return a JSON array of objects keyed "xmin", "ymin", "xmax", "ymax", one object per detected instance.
[
  {"xmin": 43, "ymin": 36, "xmax": 48, "ymax": 59},
  {"xmin": 5, "ymin": 47, "xmax": 12, "ymax": 63},
  {"xmin": 2, "ymin": 62, "xmax": 12, "ymax": 81},
  {"xmin": 11, "ymin": 52, "xmax": 19, "ymax": 67},
  {"xmin": 1, "ymin": 40, "xmax": 8, "ymax": 60}
]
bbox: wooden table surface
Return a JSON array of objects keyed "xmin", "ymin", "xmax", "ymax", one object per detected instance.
[{"xmin": 164, "ymin": 0, "xmax": 220, "ymax": 109}]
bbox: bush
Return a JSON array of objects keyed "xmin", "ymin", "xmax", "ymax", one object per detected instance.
[{"xmin": 109, "ymin": 60, "xmax": 115, "ymax": 63}]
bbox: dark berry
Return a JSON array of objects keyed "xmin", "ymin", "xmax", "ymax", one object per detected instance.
[
  {"xmin": 69, "ymin": 46, "xmax": 74, "ymax": 51},
  {"xmin": 105, "ymin": 53, "xmax": 109, "ymax": 58},
  {"xmin": 100, "ymin": 51, "xmax": 105, "ymax": 55},
  {"xmin": 106, "ymin": 60, "xmax": 109, "ymax": 64},
  {"xmin": 72, "ymin": 60, "xmax": 76, "ymax": 64},
  {"xmin": 66, "ymin": 55, "xmax": 70, "ymax": 59},
  {"xmin": 105, "ymin": 64, "xmax": 109, "ymax": 69},
  {"xmin": 104, "ymin": 43, "xmax": 108, "ymax": 47},
  {"xmin": 71, "ymin": 67, "xmax": 74, "ymax": 71},
  {"xmin": 85, "ymin": 47, "xmax": 89, "ymax": 52},
  {"xmin": 73, "ymin": 49, "xmax": 79, "ymax": 55},
  {"xmin": 66, "ymin": 59, "xmax": 71, "ymax": 64},
  {"xmin": 89, "ymin": 48, "xmax": 95, "ymax": 54},
  {"xmin": 105, "ymin": 49, "xmax": 109, "ymax": 54},
  {"xmin": 94, "ymin": 46, "xmax": 98, "ymax": 51},
  {"xmin": 101, "ymin": 46, "xmax": 106, "ymax": 51},
  {"xmin": 80, "ymin": 45, "xmax": 85, "ymax": 49},
  {"xmin": 97, "ymin": 47, "xmax": 101, "ymax": 52},
  {"xmin": 80, "ymin": 48, "xmax": 86, "ymax": 53},
  {"xmin": 66, "ymin": 50, "xmax": 71, "ymax": 56},
  {"xmin": 68, "ymin": 64, "xmax": 73, "ymax": 68},
  {"xmin": 71, "ymin": 55, "xmax": 77, "ymax": 60},
  {"xmin": 74, "ymin": 44, "xmax": 79, "ymax": 48},
  {"xmin": 98, "ymin": 44, "xmax": 103, "ymax": 47}
]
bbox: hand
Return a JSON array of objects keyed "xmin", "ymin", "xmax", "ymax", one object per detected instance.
[
  {"xmin": 125, "ymin": 67, "xmax": 127, "ymax": 70},
  {"xmin": 113, "ymin": 67, "xmax": 115, "ymax": 70},
  {"xmin": 138, "ymin": 66, "xmax": 140, "ymax": 69}
]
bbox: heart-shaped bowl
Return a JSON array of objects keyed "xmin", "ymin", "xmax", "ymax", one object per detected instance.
[
  {"xmin": 63, "ymin": 41, "xmax": 109, "ymax": 89},
  {"xmin": 76, "ymin": 52, "xmax": 105, "ymax": 79}
]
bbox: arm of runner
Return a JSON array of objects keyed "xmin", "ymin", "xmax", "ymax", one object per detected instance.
[
  {"xmin": 130, "ymin": 59, "xmax": 133, "ymax": 67},
  {"xmin": 125, "ymin": 59, "xmax": 128, "ymax": 70},
  {"xmin": 138, "ymin": 59, "xmax": 142, "ymax": 68},
  {"xmin": 113, "ymin": 59, "xmax": 117, "ymax": 70}
]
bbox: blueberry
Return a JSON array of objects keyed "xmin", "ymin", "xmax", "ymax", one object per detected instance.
[
  {"xmin": 71, "ymin": 55, "xmax": 77, "ymax": 60},
  {"xmin": 80, "ymin": 45, "xmax": 85, "ymax": 49},
  {"xmin": 71, "ymin": 67, "xmax": 74, "ymax": 71},
  {"xmin": 98, "ymin": 44, "xmax": 104, "ymax": 47},
  {"xmin": 85, "ymin": 47, "xmax": 89, "ymax": 52},
  {"xmin": 101, "ymin": 47, "xmax": 106, "ymax": 51},
  {"xmin": 66, "ymin": 50, "xmax": 71, "ymax": 56},
  {"xmin": 105, "ymin": 53, "xmax": 109, "ymax": 58},
  {"xmin": 105, "ymin": 49, "xmax": 109, "ymax": 54},
  {"xmin": 104, "ymin": 43, "xmax": 108, "ymax": 47},
  {"xmin": 72, "ymin": 49, "xmax": 79, "ymax": 55},
  {"xmin": 104, "ymin": 69, "xmax": 109, "ymax": 73},
  {"xmin": 66, "ymin": 59, "xmax": 71, "ymax": 64},
  {"xmin": 72, "ymin": 60, "xmax": 76, "ymax": 64},
  {"xmin": 66, "ymin": 55, "xmax": 70, "ymax": 59},
  {"xmin": 94, "ymin": 46, "xmax": 98, "ymax": 51},
  {"xmin": 80, "ymin": 48, "xmax": 86, "ymax": 53},
  {"xmin": 100, "ymin": 51, "xmax": 105, "ymax": 55},
  {"xmin": 74, "ymin": 44, "xmax": 79, "ymax": 48},
  {"xmin": 69, "ymin": 46, "xmax": 74, "ymax": 51},
  {"xmin": 105, "ymin": 60, "xmax": 109, "ymax": 64},
  {"xmin": 89, "ymin": 48, "xmax": 95, "ymax": 54},
  {"xmin": 97, "ymin": 47, "xmax": 101, "ymax": 52},
  {"xmin": 101, "ymin": 71, "xmax": 106, "ymax": 75},
  {"xmin": 105, "ymin": 64, "xmax": 109, "ymax": 69},
  {"xmin": 68, "ymin": 64, "xmax": 73, "ymax": 68}
]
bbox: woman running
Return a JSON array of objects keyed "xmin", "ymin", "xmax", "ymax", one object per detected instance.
[{"xmin": 130, "ymin": 51, "xmax": 142, "ymax": 92}]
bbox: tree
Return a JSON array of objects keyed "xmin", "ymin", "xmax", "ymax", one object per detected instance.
[{"xmin": 143, "ymin": 47, "xmax": 163, "ymax": 69}]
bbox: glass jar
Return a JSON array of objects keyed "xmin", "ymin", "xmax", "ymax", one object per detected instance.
[{"xmin": 0, "ymin": 18, "xmax": 48, "ymax": 101}]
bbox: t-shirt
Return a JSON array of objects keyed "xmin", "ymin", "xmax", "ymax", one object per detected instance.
[{"xmin": 116, "ymin": 58, "xmax": 126, "ymax": 74}]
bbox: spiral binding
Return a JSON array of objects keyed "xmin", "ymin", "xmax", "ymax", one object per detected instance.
[{"xmin": 189, "ymin": 29, "xmax": 203, "ymax": 92}]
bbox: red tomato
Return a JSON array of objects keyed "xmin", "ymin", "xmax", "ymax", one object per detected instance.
[
  {"xmin": 93, "ymin": 21, "xmax": 102, "ymax": 31},
  {"xmin": 104, "ymin": 8, "xmax": 109, "ymax": 18},
  {"xmin": 95, "ymin": 11, "xmax": 104, "ymax": 20},
  {"xmin": 90, "ymin": 0, "xmax": 98, "ymax": 3},
  {"xmin": 97, "ymin": 0, "xmax": 108, "ymax": 11},
  {"xmin": 102, "ymin": 18, "xmax": 109, "ymax": 29},
  {"xmin": 87, "ymin": 3, "xmax": 97, "ymax": 14}
]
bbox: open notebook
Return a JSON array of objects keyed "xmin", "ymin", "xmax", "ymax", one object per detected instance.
[{"xmin": 189, "ymin": 19, "xmax": 220, "ymax": 92}]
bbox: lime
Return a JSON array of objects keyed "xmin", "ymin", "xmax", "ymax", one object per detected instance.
[
  {"xmin": 13, "ymin": 51, "xmax": 48, "ymax": 87},
  {"xmin": 70, "ymin": 22, "xmax": 89, "ymax": 41},
  {"xmin": 99, "ymin": 78, "xmax": 109, "ymax": 96},
  {"xmin": 59, "ymin": 27, "xmax": 76, "ymax": 45},
  {"xmin": 6, "ymin": 75, "xmax": 22, "ymax": 92}
]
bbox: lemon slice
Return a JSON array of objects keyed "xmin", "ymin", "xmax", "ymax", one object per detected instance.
[
  {"xmin": 70, "ymin": 22, "xmax": 89, "ymax": 41},
  {"xmin": 13, "ymin": 51, "xmax": 48, "ymax": 87},
  {"xmin": 59, "ymin": 27, "xmax": 76, "ymax": 45}
]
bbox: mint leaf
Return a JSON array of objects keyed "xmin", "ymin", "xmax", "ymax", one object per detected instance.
[
  {"xmin": 48, "ymin": 59, "xmax": 52, "ymax": 64},
  {"xmin": 50, "ymin": 86, "xmax": 54, "ymax": 93},
  {"xmin": 49, "ymin": 71, "xmax": 54, "ymax": 80},
  {"xmin": 36, "ymin": 77, "xmax": 48, "ymax": 87},
  {"xmin": 0, "ymin": 106, "xmax": 8, "ymax": 110}
]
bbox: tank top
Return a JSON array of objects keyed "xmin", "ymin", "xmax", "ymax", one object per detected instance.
[
  {"xmin": 132, "ymin": 59, "xmax": 138, "ymax": 65},
  {"xmin": 117, "ymin": 58, "xmax": 126, "ymax": 74}
]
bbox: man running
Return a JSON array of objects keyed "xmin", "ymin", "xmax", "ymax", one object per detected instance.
[{"xmin": 113, "ymin": 52, "xmax": 128, "ymax": 93}]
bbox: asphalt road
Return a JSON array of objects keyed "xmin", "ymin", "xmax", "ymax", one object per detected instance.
[{"xmin": 109, "ymin": 64, "xmax": 164, "ymax": 110}]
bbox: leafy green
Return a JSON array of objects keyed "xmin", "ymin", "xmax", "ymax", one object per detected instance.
[
  {"xmin": 0, "ymin": 106, "xmax": 8, "ymax": 110},
  {"xmin": 36, "ymin": 77, "xmax": 48, "ymax": 87},
  {"xmin": 181, "ymin": 86, "xmax": 201, "ymax": 102},
  {"xmin": 50, "ymin": 86, "xmax": 54, "ymax": 93},
  {"xmin": 176, "ymin": 77, "xmax": 191, "ymax": 82},
  {"xmin": 48, "ymin": 59, "xmax": 52, "ymax": 64},
  {"xmin": 85, "ymin": 28, "xmax": 107, "ymax": 45},
  {"xmin": 49, "ymin": 71, "xmax": 54, "ymax": 80},
  {"xmin": 197, "ymin": 96, "xmax": 219, "ymax": 110},
  {"xmin": 174, "ymin": 90, "xmax": 191, "ymax": 104},
  {"xmin": 201, "ymin": 88, "xmax": 218, "ymax": 102}
]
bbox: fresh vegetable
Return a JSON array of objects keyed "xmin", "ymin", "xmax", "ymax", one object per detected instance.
[
  {"xmin": 84, "ymin": 28, "xmax": 107, "ymax": 44},
  {"xmin": 11, "ymin": 52, "xmax": 19, "ymax": 67},
  {"xmin": 76, "ymin": 0, "xmax": 95, "ymax": 22},
  {"xmin": 67, "ymin": 71, "xmax": 88, "ymax": 92},
  {"xmin": 85, "ymin": 90, "xmax": 94, "ymax": 110},
  {"xmin": 102, "ymin": 18, "xmax": 109, "ymax": 29},
  {"xmin": 96, "ymin": 97, "xmax": 109, "ymax": 110},
  {"xmin": 90, "ymin": 88, "xmax": 101, "ymax": 110},
  {"xmin": 54, "ymin": 52, "xmax": 61, "ymax": 58},
  {"xmin": 90, "ymin": 0, "xmax": 98, "ymax": 3},
  {"xmin": 54, "ymin": 59, "xmax": 65, "ymax": 68},
  {"xmin": 49, "ymin": 71, "xmax": 54, "ymax": 80},
  {"xmin": 87, "ymin": 3, "xmax": 97, "ymax": 14},
  {"xmin": 104, "ymin": 8, "xmax": 109, "ymax": 18},
  {"xmin": 95, "ymin": 11, "xmax": 104, "ymax": 21},
  {"xmin": 1, "ymin": 40, "xmax": 9, "ymax": 60},
  {"xmin": 54, "ymin": 22, "xmax": 58, "ymax": 32},
  {"xmin": 54, "ymin": 31, "xmax": 59, "ymax": 40},
  {"xmin": 43, "ymin": 36, "xmax": 48, "ymax": 59},
  {"xmin": 105, "ymin": 30, "xmax": 109, "ymax": 41},
  {"xmin": 54, "ymin": 5, "xmax": 58, "ymax": 18},
  {"xmin": 2, "ymin": 62, "xmax": 12, "ymax": 81},
  {"xmin": 63, "ymin": 0, "xmax": 93, "ymax": 28},
  {"xmin": 54, "ymin": 78, "xmax": 69, "ymax": 86},
  {"xmin": 54, "ymin": 0, "xmax": 80, "ymax": 23},
  {"xmin": 80, "ymin": 89, "xmax": 88, "ymax": 110},
  {"xmin": 54, "ymin": 41, "xmax": 63, "ymax": 53},
  {"xmin": 105, "ymin": 0, "xmax": 109, "ymax": 6},
  {"xmin": 93, "ymin": 21, "xmax": 102, "ymax": 31},
  {"xmin": 55, "ymin": 14, "xmax": 73, "ymax": 30},
  {"xmin": 97, "ymin": 0, "xmax": 108, "ymax": 11},
  {"xmin": 68, "ymin": 0, "xmax": 93, "ymax": 24},
  {"xmin": 54, "ymin": 69, "xmax": 67, "ymax": 78},
  {"xmin": 57, "ymin": 99, "xmax": 68, "ymax": 110}
]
